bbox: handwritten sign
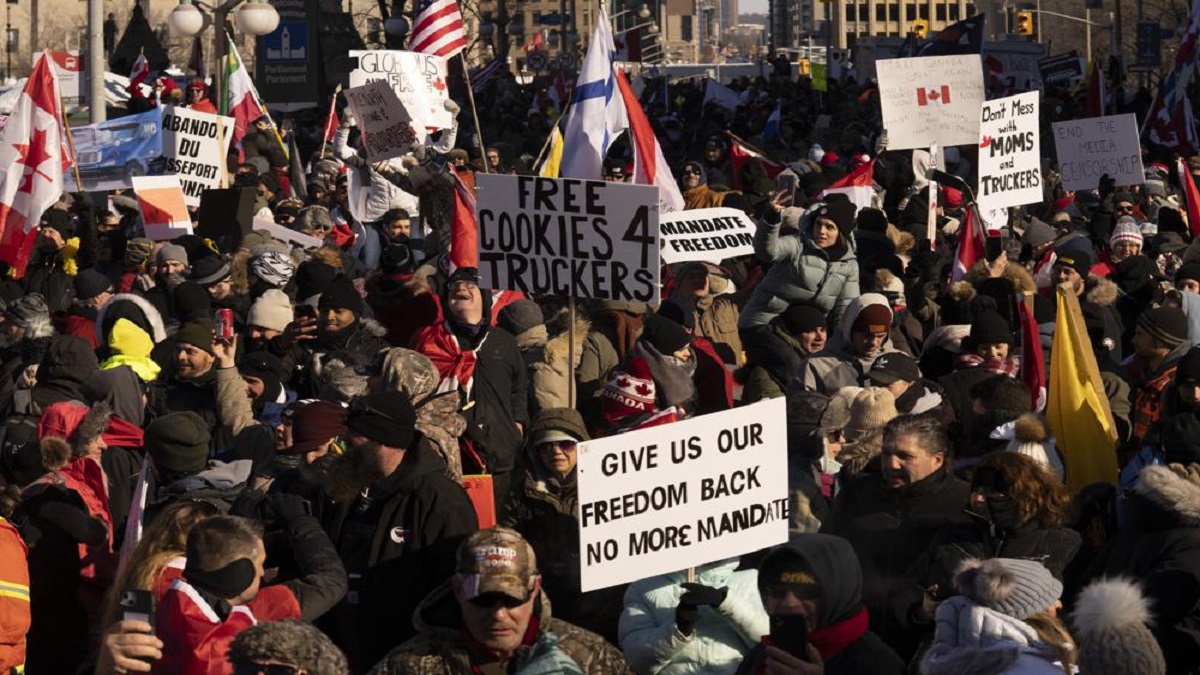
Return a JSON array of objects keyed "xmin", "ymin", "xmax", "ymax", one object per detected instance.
[
  {"xmin": 344, "ymin": 80, "xmax": 422, "ymax": 163},
  {"xmin": 977, "ymin": 92, "xmax": 1042, "ymax": 210},
  {"xmin": 161, "ymin": 106, "xmax": 234, "ymax": 207},
  {"xmin": 876, "ymin": 55, "xmax": 985, "ymax": 150},
  {"xmin": 348, "ymin": 50, "xmax": 453, "ymax": 131},
  {"xmin": 1051, "ymin": 114, "xmax": 1145, "ymax": 191}
]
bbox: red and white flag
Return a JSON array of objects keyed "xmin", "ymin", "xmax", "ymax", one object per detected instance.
[
  {"xmin": 1178, "ymin": 157, "xmax": 1200, "ymax": 238},
  {"xmin": 129, "ymin": 49, "xmax": 150, "ymax": 89},
  {"xmin": 728, "ymin": 135, "xmax": 785, "ymax": 189},
  {"xmin": 223, "ymin": 35, "xmax": 274, "ymax": 152},
  {"xmin": 821, "ymin": 160, "xmax": 875, "ymax": 213},
  {"xmin": 410, "ymin": 0, "xmax": 468, "ymax": 58},
  {"xmin": 614, "ymin": 68, "xmax": 684, "ymax": 213},
  {"xmin": 952, "ymin": 207, "xmax": 986, "ymax": 281},
  {"xmin": 448, "ymin": 166, "xmax": 477, "ymax": 273},
  {"xmin": 916, "ymin": 85, "xmax": 951, "ymax": 106},
  {"xmin": 1018, "ymin": 291, "xmax": 1046, "ymax": 412},
  {"xmin": 0, "ymin": 52, "xmax": 70, "ymax": 277},
  {"xmin": 322, "ymin": 85, "xmax": 341, "ymax": 144}
]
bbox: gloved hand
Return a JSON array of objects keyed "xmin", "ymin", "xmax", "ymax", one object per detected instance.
[
  {"xmin": 874, "ymin": 130, "xmax": 888, "ymax": 155},
  {"xmin": 444, "ymin": 99, "xmax": 461, "ymax": 115},
  {"xmin": 675, "ymin": 583, "xmax": 729, "ymax": 636},
  {"xmin": 267, "ymin": 492, "xmax": 311, "ymax": 524},
  {"xmin": 1098, "ymin": 173, "xmax": 1116, "ymax": 200}
]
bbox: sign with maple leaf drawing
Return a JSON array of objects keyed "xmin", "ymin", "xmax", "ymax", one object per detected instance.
[
  {"xmin": 575, "ymin": 397, "xmax": 788, "ymax": 591},
  {"xmin": 876, "ymin": 54, "xmax": 985, "ymax": 150},
  {"xmin": 348, "ymin": 50, "xmax": 454, "ymax": 131},
  {"xmin": 977, "ymin": 91, "xmax": 1041, "ymax": 210}
]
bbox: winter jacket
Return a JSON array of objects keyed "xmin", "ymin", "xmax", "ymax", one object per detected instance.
[
  {"xmin": 821, "ymin": 470, "xmax": 972, "ymax": 660},
  {"xmin": 1083, "ymin": 464, "xmax": 1200, "ymax": 674},
  {"xmin": 739, "ymin": 207, "xmax": 860, "ymax": 329},
  {"xmin": 1126, "ymin": 339, "xmax": 1193, "ymax": 449},
  {"xmin": 149, "ymin": 368, "xmax": 233, "ymax": 451},
  {"xmin": 619, "ymin": 560, "xmax": 768, "ymax": 675},
  {"xmin": 794, "ymin": 294, "xmax": 897, "ymax": 394},
  {"xmin": 365, "ymin": 272, "xmax": 441, "ymax": 348},
  {"xmin": 369, "ymin": 582, "xmax": 634, "ymax": 675},
  {"xmin": 0, "ymin": 518, "xmax": 29, "ymax": 674},
  {"xmin": 919, "ymin": 519, "xmax": 1080, "ymax": 596},
  {"xmin": 920, "ymin": 597, "xmax": 1068, "ymax": 675},
  {"xmin": 692, "ymin": 294, "xmax": 743, "ymax": 366},
  {"xmin": 327, "ymin": 438, "xmax": 479, "ymax": 670},
  {"xmin": 739, "ymin": 324, "xmax": 811, "ymax": 403},
  {"xmin": 530, "ymin": 318, "xmax": 588, "ymax": 415}
]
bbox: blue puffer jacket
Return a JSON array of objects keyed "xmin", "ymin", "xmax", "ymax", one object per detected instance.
[
  {"xmin": 738, "ymin": 206, "xmax": 860, "ymax": 329},
  {"xmin": 618, "ymin": 559, "xmax": 768, "ymax": 675}
]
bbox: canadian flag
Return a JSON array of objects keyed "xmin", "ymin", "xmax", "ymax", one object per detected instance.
[
  {"xmin": 916, "ymin": 85, "xmax": 952, "ymax": 106},
  {"xmin": 448, "ymin": 165, "xmax": 477, "ymax": 273},
  {"xmin": 0, "ymin": 52, "xmax": 69, "ymax": 277},
  {"xmin": 821, "ymin": 160, "xmax": 875, "ymax": 213},
  {"xmin": 951, "ymin": 207, "xmax": 986, "ymax": 281},
  {"xmin": 129, "ymin": 49, "xmax": 150, "ymax": 89},
  {"xmin": 614, "ymin": 67, "xmax": 684, "ymax": 213},
  {"xmin": 1179, "ymin": 157, "xmax": 1200, "ymax": 238}
]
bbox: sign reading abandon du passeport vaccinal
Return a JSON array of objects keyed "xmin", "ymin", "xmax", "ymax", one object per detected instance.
[
  {"xmin": 161, "ymin": 106, "xmax": 235, "ymax": 207},
  {"xmin": 476, "ymin": 174, "xmax": 660, "ymax": 303},
  {"xmin": 577, "ymin": 398, "xmax": 789, "ymax": 592}
]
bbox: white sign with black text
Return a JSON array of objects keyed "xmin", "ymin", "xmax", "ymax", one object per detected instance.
[
  {"xmin": 659, "ymin": 207, "xmax": 755, "ymax": 264},
  {"xmin": 1051, "ymin": 114, "xmax": 1145, "ymax": 192},
  {"xmin": 876, "ymin": 54, "xmax": 986, "ymax": 150},
  {"xmin": 348, "ymin": 50, "xmax": 454, "ymax": 131},
  {"xmin": 976, "ymin": 92, "xmax": 1041, "ymax": 210},
  {"xmin": 161, "ymin": 106, "xmax": 235, "ymax": 207},
  {"xmin": 577, "ymin": 398, "xmax": 789, "ymax": 592},
  {"xmin": 476, "ymin": 174, "xmax": 660, "ymax": 303}
]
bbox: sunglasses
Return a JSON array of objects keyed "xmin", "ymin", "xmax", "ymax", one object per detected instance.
[
  {"xmin": 682, "ymin": 169, "xmax": 701, "ymax": 176},
  {"xmin": 468, "ymin": 592, "xmax": 527, "ymax": 610}
]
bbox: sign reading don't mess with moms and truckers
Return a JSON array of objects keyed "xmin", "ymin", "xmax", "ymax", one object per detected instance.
[
  {"xmin": 475, "ymin": 174, "xmax": 660, "ymax": 303},
  {"xmin": 576, "ymin": 398, "xmax": 788, "ymax": 592}
]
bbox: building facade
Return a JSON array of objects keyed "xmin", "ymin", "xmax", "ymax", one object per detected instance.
[{"xmin": 830, "ymin": 0, "xmax": 976, "ymax": 48}]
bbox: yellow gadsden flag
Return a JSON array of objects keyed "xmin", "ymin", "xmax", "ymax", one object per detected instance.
[
  {"xmin": 539, "ymin": 126, "xmax": 564, "ymax": 178},
  {"xmin": 1047, "ymin": 284, "xmax": 1119, "ymax": 491}
]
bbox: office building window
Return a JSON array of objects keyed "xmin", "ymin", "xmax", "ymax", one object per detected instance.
[
  {"xmin": 949, "ymin": 4, "xmax": 959, "ymax": 19},
  {"xmin": 936, "ymin": 4, "xmax": 946, "ymax": 20},
  {"xmin": 682, "ymin": 15, "xmax": 693, "ymax": 40},
  {"xmin": 889, "ymin": 4, "xmax": 900, "ymax": 20},
  {"xmin": 875, "ymin": 4, "xmax": 886, "ymax": 21},
  {"xmin": 905, "ymin": 3, "xmax": 916, "ymax": 19},
  {"xmin": 919, "ymin": 4, "xmax": 929, "ymax": 18},
  {"xmin": 846, "ymin": 4, "xmax": 856, "ymax": 20}
]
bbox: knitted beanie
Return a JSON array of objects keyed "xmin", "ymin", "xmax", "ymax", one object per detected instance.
[
  {"xmin": 248, "ymin": 289, "xmax": 293, "ymax": 333},
  {"xmin": 157, "ymin": 243, "xmax": 189, "ymax": 266},
  {"xmin": 1137, "ymin": 306, "xmax": 1189, "ymax": 349},
  {"xmin": 601, "ymin": 357, "xmax": 656, "ymax": 423},
  {"xmin": 190, "ymin": 256, "xmax": 231, "ymax": 286},
  {"xmin": 1176, "ymin": 262, "xmax": 1200, "ymax": 288},
  {"xmin": 177, "ymin": 319, "xmax": 216, "ymax": 357},
  {"xmin": 954, "ymin": 558, "xmax": 1062, "ymax": 620},
  {"xmin": 125, "ymin": 238, "xmax": 155, "ymax": 267},
  {"xmin": 845, "ymin": 388, "xmax": 897, "ymax": 441},
  {"xmin": 970, "ymin": 310, "xmax": 1015, "ymax": 346},
  {"xmin": 1073, "ymin": 579, "xmax": 1166, "ymax": 675},
  {"xmin": 1111, "ymin": 219, "xmax": 1145, "ymax": 248},
  {"xmin": 146, "ymin": 412, "xmax": 211, "ymax": 475},
  {"xmin": 73, "ymin": 269, "xmax": 112, "ymax": 301},
  {"xmin": 318, "ymin": 275, "xmax": 364, "ymax": 314},
  {"xmin": 497, "ymin": 300, "xmax": 545, "ymax": 337}
]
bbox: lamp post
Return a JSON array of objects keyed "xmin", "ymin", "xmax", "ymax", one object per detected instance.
[{"xmin": 169, "ymin": 0, "xmax": 279, "ymax": 100}]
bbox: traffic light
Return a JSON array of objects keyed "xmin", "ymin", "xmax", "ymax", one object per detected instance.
[
  {"xmin": 1016, "ymin": 11, "xmax": 1034, "ymax": 35},
  {"xmin": 798, "ymin": 58, "xmax": 811, "ymax": 76},
  {"xmin": 911, "ymin": 19, "xmax": 929, "ymax": 40}
]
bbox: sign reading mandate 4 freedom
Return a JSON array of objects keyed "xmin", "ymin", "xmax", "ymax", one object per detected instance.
[
  {"xmin": 875, "ymin": 54, "xmax": 985, "ymax": 151},
  {"xmin": 1052, "ymin": 114, "xmax": 1145, "ymax": 192},
  {"xmin": 476, "ymin": 174, "xmax": 660, "ymax": 303},
  {"xmin": 977, "ymin": 91, "xmax": 1041, "ymax": 210},
  {"xmin": 577, "ymin": 398, "xmax": 788, "ymax": 592}
]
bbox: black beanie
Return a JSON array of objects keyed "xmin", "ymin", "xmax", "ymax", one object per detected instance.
[
  {"xmin": 780, "ymin": 304, "xmax": 827, "ymax": 335},
  {"xmin": 971, "ymin": 310, "xmax": 1015, "ymax": 346},
  {"xmin": 1159, "ymin": 207, "xmax": 1186, "ymax": 235},
  {"xmin": 856, "ymin": 207, "xmax": 889, "ymax": 233},
  {"xmin": 295, "ymin": 261, "xmax": 338, "ymax": 301},
  {"xmin": 970, "ymin": 374, "xmax": 1033, "ymax": 414},
  {"xmin": 146, "ymin": 412, "xmax": 211, "ymax": 475},
  {"xmin": 318, "ymin": 275, "xmax": 364, "ymax": 314},
  {"xmin": 1177, "ymin": 262, "xmax": 1200, "ymax": 288},
  {"xmin": 815, "ymin": 199, "xmax": 857, "ymax": 235},
  {"xmin": 346, "ymin": 392, "xmax": 417, "ymax": 448},
  {"xmin": 657, "ymin": 299, "xmax": 695, "ymax": 330},
  {"xmin": 73, "ymin": 269, "xmax": 112, "ymax": 301},
  {"xmin": 173, "ymin": 282, "xmax": 213, "ymax": 324},
  {"xmin": 1176, "ymin": 347, "xmax": 1200, "ymax": 385},
  {"xmin": 641, "ymin": 314, "xmax": 692, "ymax": 354},
  {"xmin": 380, "ymin": 244, "xmax": 413, "ymax": 275},
  {"xmin": 1138, "ymin": 307, "xmax": 1189, "ymax": 349},
  {"xmin": 177, "ymin": 319, "xmax": 216, "ymax": 356},
  {"xmin": 41, "ymin": 209, "xmax": 72, "ymax": 235}
]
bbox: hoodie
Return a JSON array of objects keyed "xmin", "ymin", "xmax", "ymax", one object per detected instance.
[{"xmin": 793, "ymin": 294, "xmax": 897, "ymax": 394}]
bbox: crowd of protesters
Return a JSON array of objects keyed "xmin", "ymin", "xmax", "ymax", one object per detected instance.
[{"xmin": 0, "ymin": 49, "xmax": 1197, "ymax": 675}]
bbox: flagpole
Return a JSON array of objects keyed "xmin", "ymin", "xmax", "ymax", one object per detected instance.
[
  {"xmin": 459, "ymin": 53, "xmax": 491, "ymax": 173},
  {"xmin": 225, "ymin": 30, "xmax": 288, "ymax": 162},
  {"xmin": 533, "ymin": 109, "xmax": 568, "ymax": 169},
  {"xmin": 320, "ymin": 83, "xmax": 342, "ymax": 160}
]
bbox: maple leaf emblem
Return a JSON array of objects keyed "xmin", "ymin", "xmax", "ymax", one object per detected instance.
[
  {"xmin": 928, "ymin": 88, "xmax": 940, "ymax": 101},
  {"xmin": 14, "ymin": 125, "xmax": 54, "ymax": 195},
  {"xmin": 634, "ymin": 382, "xmax": 651, "ymax": 396},
  {"xmin": 433, "ymin": 78, "xmax": 446, "ymax": 92},
  {"xmin": 980, "ymin": 135, "xmax": 992, "ymax": 148},
  {"xmin": 616, "ymin": 377, "xmax": 630, "ymax": 388}
]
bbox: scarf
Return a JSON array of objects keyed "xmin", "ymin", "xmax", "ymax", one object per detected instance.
[
  {"xmin": 809, "ymin": 607, "xmax": 869, "ymax": 661},
  {"xmin": 634, "ymin": 340, "xmax": 697, "ymax": 410},
  {"xmin": 423, "ymin": 321, "xmax": 482, "ymax": 390}
]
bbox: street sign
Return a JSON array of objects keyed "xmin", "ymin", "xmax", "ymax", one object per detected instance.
[
  {"xmin": 527, "ymin": 51, "xmax": 548, "ymax": 70},
  {"xmin": 1137, "ymin": 21, "xmax": 1161, "ymax": 68}
]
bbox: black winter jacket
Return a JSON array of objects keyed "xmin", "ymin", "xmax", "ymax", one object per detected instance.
[{"xmin": 461, "ymin": 327, "xmax": 529, "ymax": 474}]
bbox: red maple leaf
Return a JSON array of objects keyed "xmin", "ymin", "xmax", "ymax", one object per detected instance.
[
  {"xmin": 634, "ymin": 382, "xmax": 651, "ymax": 396},
  {"xmin": 980, "ymin": 135, "xmax": 992, "ymax": 148},
  {"xmin": 433, "ymin": 78, "xmax": 446, "ymax": 92},
  {"xmin": 616, "ymin": 377, "xmax": 630, "ymax": 388},
  {"xmin": 928, "ymin": 89, "xmax": 940, "ymax": 101},
  {"xmin": 14, "ymin": 125, "xmax": 54, "ymax": 195}
]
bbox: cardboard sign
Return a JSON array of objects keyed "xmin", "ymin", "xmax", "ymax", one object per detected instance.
[
  {"xmin": 1051, "ymin": 114, "xmax": 1145, "ymax": 191},
  {"xmin": 476, "ymin": 174, "xmax": 660, "ymax": 303},
  {"xmin": 66, "ymin": 109, "xmax": 165, "ymax": 192},
  {"xmin": 577, "ymin": 398, "xmax": 789, "ymax": 592},
  {"xmin": 131, "ymin": 175, "xmax": 193, "ymax": 241},
  {"xmin": 977, "ymin": 92, "xmax": 1042, "ymax": 210},
  {"xmin": 348, "ymin": 50, "xmax": 453, "ymax": 131},
  {"xmin": 253, "ymin": 216, "xmax": 324, "ymax": 250},
  {"xmin": 876, "ymin": 55, "xmax": 986, "ymax": 150},
  {"xmin": 161, "ymin": 106, "xmax": 234, "ymax": 207},
  {"xmin": 659, "ymin": 207, "xmax": 755, "ymax": 264},
  {"xmin": 344, "ymin": 81, "xmax": 422, "ymax": 163}
]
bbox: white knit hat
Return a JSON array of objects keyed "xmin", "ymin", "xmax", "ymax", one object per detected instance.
[
  {"xmin": 1110, "ymin": 219, "xmax": 1144, "ymax": 248},
  {"xmin": 247, "ymin": 289, "xmax": 293, "ymax": 333}
]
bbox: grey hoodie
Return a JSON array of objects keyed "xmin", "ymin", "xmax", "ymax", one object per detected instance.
[{"xmin": 792, "ymin": 294, "xmax": 897, "ymax": 394}]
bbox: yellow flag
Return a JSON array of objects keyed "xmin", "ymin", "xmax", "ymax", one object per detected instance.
[
  {"xmin": 1047, "ymin": 284, "xmax": 1119, "ymax": 491},
  {"xmin": 539, "ymin": 127, "xmax": 564, "ymax": 178}
]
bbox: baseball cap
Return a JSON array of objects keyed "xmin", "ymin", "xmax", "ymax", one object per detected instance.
[
  {"xmin": 866, "ymin": 352, "xmax": 921, "ymax": 385},
  {"xmin": 455, "ymin": 527, "xmax": 539, "ymax": 603}
]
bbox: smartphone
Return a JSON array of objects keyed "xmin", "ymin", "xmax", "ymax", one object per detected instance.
[
  {"xmin": 776, "ymin": 173, "xmax": 798, "ymax": 203},
  {"xmin": 769, "ymin": 613, "xmax": 809, "ymax": 660},
  {"xmin": 119, "ymin": 589, "xmax": 156, "ymax": 626},
  {"xmin": 985, "ymin": 235, "xmax": 1008, "ymax": 262}
]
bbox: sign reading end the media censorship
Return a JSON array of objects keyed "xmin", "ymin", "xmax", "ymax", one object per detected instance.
[
  {"xmin": 476, "ymin": 174, "xmax": 660, "ymax": 302},
  {"xmin": 576, "ymin": 398, "xmax": 788, "ymax": 592},
  {"xmin": 1051, "ymin": 113, "xmax": 1145, "ymax": 192},
  {"xmin": 659, "ymin": 207, "xmax": 755, "ymax": 264}
]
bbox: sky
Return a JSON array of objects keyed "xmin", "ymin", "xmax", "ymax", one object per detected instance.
[{"xmin": 740, "ymin": 0, "xmax": 769, "ymax": 15}]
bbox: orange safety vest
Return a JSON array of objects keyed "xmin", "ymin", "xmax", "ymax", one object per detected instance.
[{"xmin": 0, "ymin": 517, "xmax": 29, "ymax": 674}]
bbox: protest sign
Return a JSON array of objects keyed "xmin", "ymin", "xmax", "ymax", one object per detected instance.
[
  {"xmin": 67, "ymin": 109, "xmax": 165, "ymax": 192},
  {"xmin": 659, "ymin": 207, "xmax": 755, "ymax": 264},
  {"xmin": 348, "ymin": 50, "xmax": 453, "ymax": 131},
  {"xmin": 876, "ymin": 54, "xmax": 985, "ymax": 150},
  {"xmin": 1039, "ymin": 52, "xmax": 1083, "ymax": 86},
  {"xmin": 577, "ymin": 398, "xmax": 788, "ymax": 592},
  {"xmin": 476, "ymin": 174, "xmax": 660, "ymax": 303},
  {"xmin": 1051, "ymin": 114, "xmax": 1145, "ymax": 192},
  {"xmin": 977, "ymin": 91, "xmax": 1041, "ymax": 210},
  {"xmin": 161, "ymin": 106, "xmax": 234, "ymax": 207},
  {"xmin": 344, "ymin": 81, "xmax": 422, "ymax": 163},
  {"xmin": 131, "ymin": 175, "xmax": 193, "ymax": 241},
  {"xmin": 253, "ymin": 216, "xmax": 324, "ymax": 250}
]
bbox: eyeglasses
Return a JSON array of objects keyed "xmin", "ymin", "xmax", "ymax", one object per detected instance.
[{"xmin": 468, "ymin": 592, "xmax": 527, "ymax": 610}]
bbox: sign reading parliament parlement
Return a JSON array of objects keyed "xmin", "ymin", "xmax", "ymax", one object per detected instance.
[
  {"xmin": 476, "ymin": 174, "xmax": 660, "ymax": 303},
  {"xmin": 577, "ymin": 398, "xmax": 788, "ymax": 592}
]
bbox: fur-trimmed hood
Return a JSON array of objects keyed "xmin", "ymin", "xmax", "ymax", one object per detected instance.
[
  {"xmin": 541, "ymin": 317, "xmax": 590, "ymax": 369},
  {"xmin": 96, "ymin": 293, "xmax": 168, "ymax": 345},
  {"xmin": 1131, "ymin": 464, "xmax": 1200, "ymax": 526},
  {"xmin": 1085, "ymin": 275, "xmax": 1119, "ymax": 308},
  {"xmin": 921, "ymin": 596, "xmax": 1065, "ymax": 675},
  {"xmin": 965, "ymin": 259, "xmax": 1038, "ymax": 295}
]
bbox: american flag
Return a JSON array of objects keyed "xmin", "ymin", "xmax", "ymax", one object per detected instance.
[
  {"xmin": 410, "ymin": 0, "xmax": 468, "ymax": 58},
  {"xmin": 470, "ymin": 59, "xmax": 504, "ymax": 93}
]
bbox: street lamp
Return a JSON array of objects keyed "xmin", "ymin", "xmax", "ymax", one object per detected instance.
[
  {"xmin": 384, "ymin": 14, "xmax": 410, "ymax": 37},
  {"xmin": 170, "ymin": 0, "xmax": 207, "ymax": 36},
  {"xmin": 169, "ymin": 0, "xmax": 279, "ymax": 107},
  {"xmin": 235, "ymin": 0, "xmax": 280, "ymax": 35}
]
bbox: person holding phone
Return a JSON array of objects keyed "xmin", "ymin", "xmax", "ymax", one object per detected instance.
[{"xmin": 735, "ymin": 535, "xmax": 904, "ymax": 675}]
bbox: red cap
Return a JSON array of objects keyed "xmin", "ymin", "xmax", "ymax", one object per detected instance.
[{"xmin": 941, "ymin": 187, "xmax": 964, "ymax": 208}]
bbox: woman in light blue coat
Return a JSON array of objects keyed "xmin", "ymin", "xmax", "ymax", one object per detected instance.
[{"xmin": 618, "ymin": 558, "xmax": 768, "ymax": 675}]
